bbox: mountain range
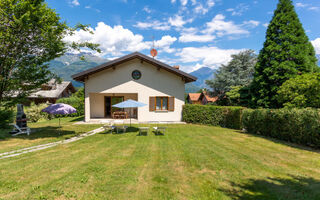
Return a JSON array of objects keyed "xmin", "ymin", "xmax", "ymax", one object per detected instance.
[
  {"xmin": 48, "ymin": 53, "xmax": 108, "ymax": 87},
  {"xmin": 48, "ymin": 53, "xmax": 216, "ymax": 91},
  {"xmin": 49, "ymin": 53, "xmax": 319, "ymax": 92}
]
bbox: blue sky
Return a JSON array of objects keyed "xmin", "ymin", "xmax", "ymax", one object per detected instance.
[{"xmin": 46, "ymin": 0, "xmax": 320, "ymax": 72}]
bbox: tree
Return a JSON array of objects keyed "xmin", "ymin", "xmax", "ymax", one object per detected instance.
[
  {"xmin": 206, "ymin": 50, "xmax": 257, "ymax": 96},
  {"xmin": 225, "ymin": 86, "xmax": 242, "ymax": 106},
  {"xmin": 0, "ymin": 0, "xmax": 100, "ymax": 106},
  {"xmin": 277, "ymin": 73, "xmax": 320, "ymax": 108},
  {"xmin": 251, "ymin": 0, "xmax": 319, "ymax": 108}
]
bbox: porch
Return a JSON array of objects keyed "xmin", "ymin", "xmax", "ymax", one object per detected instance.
[{"xmin": 88, "ymin": 93, "xmax": 138, "ymax": 121}]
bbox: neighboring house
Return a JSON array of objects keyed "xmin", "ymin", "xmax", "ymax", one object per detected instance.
[
  {"xmin": 200, "ymin": 91, "xmax": 218, "ymax": 105},
  {"xmin": 72, "ymin": 52, "xmax": 197, "ymax": 122},
  {"xmin": 27, "ymin": 80, "xmax": 76, "ymax": 104},
  {"xmin": 187, "ymin": 91, "xmax": 218, "ymax": 105},
  {"xmin": 186, "ymin": 93, "xmax": 202, "ymax": 104}
]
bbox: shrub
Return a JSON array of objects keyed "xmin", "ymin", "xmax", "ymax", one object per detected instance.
[
  {"xmin": 57, "ymin": 88, "xmax": 84, "ymax": 117},
  {"xmin": 0, "ymin": 108, "xmax": 14, "ymax": 128},
  {"xmin": 242, "ymin": 108, "xmax": 320, "ymax": 148},
  {"xmin": 182, "ymin": 104, "xmax": 244, "ymax": 129},
  {"xmin": 277, "ymin": 73, "xmax": 320, "ymax": 108},
  {"xmin": 25, "ymin": 103, "xmax": 52, "ymax": 122}
]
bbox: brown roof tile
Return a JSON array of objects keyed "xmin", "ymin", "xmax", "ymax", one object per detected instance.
[{"xmin": 188, "ymin": 93, "xmax": 201, "ymax": 101}]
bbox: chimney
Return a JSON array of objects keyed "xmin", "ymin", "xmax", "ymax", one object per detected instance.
[
  {"xmin": 202, "ymin": 89, "xmax": 207, "ymax": 95},
  {"xmin": 173, "ymin": 65, "xmax": 180, "ymax": 70}
]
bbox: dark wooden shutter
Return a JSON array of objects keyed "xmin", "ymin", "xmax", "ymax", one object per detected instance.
[
  {"xmin": 168, "ymin": 97, "xmax": 175, "ymax": 111},
  {"xmin": 149, "ymin": 97, "xmax": 155, "ymax": 111}
]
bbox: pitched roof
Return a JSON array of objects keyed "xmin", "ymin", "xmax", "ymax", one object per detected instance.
[
  {"xmin": 29, "ymin": 81, "xmax": 75, "ymax": 99},
  {"xmin": 205, "ymin": 95, "xmax": 218, "ymax": 102},
  {"xmin": 71, "ymin": 52, "xmax": 197, "ymax": 83},
  {"xmin": 188, "ymin": 93, "xmax": 201, "ymax": 101}
]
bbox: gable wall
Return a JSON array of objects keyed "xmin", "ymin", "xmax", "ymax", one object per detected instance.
[{"xmin": 84, "ymin": 59, "xmax": 185, "ymax": 121}]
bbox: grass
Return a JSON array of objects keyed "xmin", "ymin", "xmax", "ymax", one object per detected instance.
[
  {"xmin": 0, "ymin": 122, "xmax": 320, "ymax": 199},
  {"xmin": 0, "ymin": 117, "xmax": 101, "ymax": 153}
]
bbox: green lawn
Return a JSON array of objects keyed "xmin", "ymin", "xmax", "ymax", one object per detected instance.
[
  {"xmin": 0, "ymin": 117, "xmax": 101, "ymax": 153},
  {"xmin": 0, "ymin": 122, "xmax": 320, "ymax": 200}
]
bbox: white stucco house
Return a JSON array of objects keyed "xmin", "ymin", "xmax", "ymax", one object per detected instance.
[{"xmin": 72, "ymin": 52, "xmax": 197, "ymax": 122}]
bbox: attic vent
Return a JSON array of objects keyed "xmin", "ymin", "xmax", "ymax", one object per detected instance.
[{"xmin": 173, "ymin": 65, "xmax": 180, "ymax": 70}]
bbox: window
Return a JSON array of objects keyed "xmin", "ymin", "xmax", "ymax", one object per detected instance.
[
  {"xmin": 149, "ymin": 96, "xmax": 174, "ymax": 111},
  {"xmin": 156, "ymin": 97, "xmax": 168, "ymax": 111}
]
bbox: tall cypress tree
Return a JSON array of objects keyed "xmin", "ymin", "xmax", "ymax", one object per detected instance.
[{"xmin": 251, "ymin": 0, "xmax": 318, "ymax": 108}]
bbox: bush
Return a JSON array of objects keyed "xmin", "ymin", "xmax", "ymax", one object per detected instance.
[
  {"xmin": 277, "ymin": 73, "xmax": 320, "ymax": 108},
  {"xmin": 242, "ymin": 108, "xmax": 320, "ymax": 148},
  {"xmin": 56, "ymin": 88, "xmax": 84, "ymax": 117},
  {"xmin": 25, "ymin": 103, "xmax": 52, "ymax": 122},
  {"xmin": 182, "ymin": 104, "xmax": 244, "ymax": 129},
  {"xmin": 0, "ymin": 108, "xmax": 14, "ymax": 128}
]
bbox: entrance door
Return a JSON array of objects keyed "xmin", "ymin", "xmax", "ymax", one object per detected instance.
[
  {"xmin": 104, "ymin": 96, "xmax": 124, "ymax": 117},
  {"xmin": 105, "ymin": 97, "xmax": 111, "ymax": 117}
]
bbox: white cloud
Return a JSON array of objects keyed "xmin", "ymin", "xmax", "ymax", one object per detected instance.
[
  {"xmin": 180, "ymin": 0, "xmax": 188, "ymax": 6},
  {"xmin": 193, "ymin": 0, "xmax": 215, "ymax": 15},
  {"xmin": 203, "ymin": 14, "xmax": 249, "ymax": 37},
  {"xmin": 309, "ymin": 7, "xmax": 319, "ymax": 11},
  {"xmin": 169, "ymin": 15, "xmax": 190, "ymax": 27},
  {"xmin": 296, "ymin": 3, "xmax": 308, "ymax": 8},
  {"xmin": 175, "ymin": 46, "xmax": 243, "ymax": 69},
  {"xmin": 69, "ymin": 0, "xmax": 80, "ymax": 6},
  {"xmin": 134, "ymin": 21, "xmax": 171, "ymax": 31},
  {"xmin": 179, "ymin": 33, "xmax": 215, "ymax": 42},
  {"xmin": 171, "ymin": 0, "xmax": 176, "ymax": 3},
  {"xmin": 312, "ymin": 38, "xmax": 320, "ymax": 54},
  {"xmin": 296, "ymin": 3, "xmax": 319, "ymax": 11},
  {"xmin": 153, "ymin": 36, "xmax": 177, "ymax": 53},
  {"xmin": 64, "ymin": 22, "xmax": 149, "ymax": 56},
  {"xmin": 243, "ymin": 20, "xmax": 260, "ymax": 27},
  {"xmin": 143, "ymin": 6, "xmax": 152, "ymax": 13},
  {"xmin": 226, "ymin": 3, "xmax": 249, "ymax": 16},
  {"xmin": 263, "ymin": 23, "xmax": 269, "ymax": 28},
  {"xmin": 64, "ymin": 22, "xmax": 178, "ymax": 56},
  {"xmin": 194, "ymin": 4, "xmax": 209, "ymax": 14},
  {"xmin": 207, "ymin": 0, "xmax": 215, "ymax": 8}
]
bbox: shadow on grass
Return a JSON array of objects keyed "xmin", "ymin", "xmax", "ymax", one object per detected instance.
[
  {"xmin": 100, "ymin": 126, "xmax": 140, "ymax": 135},
  {"xmin": 0, "ymin": 126, "xmax": 76, "ymax": 141},
  {"xmin": 69, "ymin": 116, "xmax": 84, "ymax": 122},
  {"xmin": 235, "ymin": 130, "xmax": 320, "ymax": 153},
  {"xmin": 153, "ymin": 131, "xmax": 165, "ymax": 136},
  {"xmin": 219, "ymin": 175, "xmax": 320, "ymax": 200}
]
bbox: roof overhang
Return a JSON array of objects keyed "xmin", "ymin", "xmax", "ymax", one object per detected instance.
[{"xmin": 71, "ymin": 52, "xmax": 197, "ymax": 83}]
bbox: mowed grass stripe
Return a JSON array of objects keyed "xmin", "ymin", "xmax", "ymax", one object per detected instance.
[{"xmin": 0, "ymin": 124, "xmax": 319, "ymax": 199}]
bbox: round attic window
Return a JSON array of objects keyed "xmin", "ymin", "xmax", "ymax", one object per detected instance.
[{"xmin": 132, "ymin": 70, "xmax": 141, "ymax": 80}]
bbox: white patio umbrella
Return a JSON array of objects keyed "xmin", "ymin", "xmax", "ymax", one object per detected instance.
[{"xmin": 112, "ymin": 99, "xmax": 147, "ymax": 126}]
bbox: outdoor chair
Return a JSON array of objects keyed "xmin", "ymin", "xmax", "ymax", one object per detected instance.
[
  {"xmin": 9, "ymin": 123, "xmax": 31, "ymax": 136},
  {"xmin": 114, "ymin": 120, "xmax": 128, "ymax": 133},
  {"xmin": 103, "ymin": 121, "xmax": 115, "ymax": 133},
  {"xmin": 138, "ymin": 127, "xmax": 149, "ymax": 136},
  {"xmin": 152, "ymin": 121, "xmax": 167, "ymax": 135}
]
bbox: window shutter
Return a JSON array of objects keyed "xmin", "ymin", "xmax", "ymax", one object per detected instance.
[
  {"xmin": 149, "ymin": 97, "xmax": 155, "ymax": 111},
  {"xmin": 168, "ymin": 97, "xmax": 175, "ymax": 111}
]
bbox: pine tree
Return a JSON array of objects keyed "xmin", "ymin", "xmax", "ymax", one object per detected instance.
[{"xmin": 251, "ymin": 0, "xmax": 318, "ymax": 108}]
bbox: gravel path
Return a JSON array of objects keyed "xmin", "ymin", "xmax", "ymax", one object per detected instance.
[{"xmin": 0, "ymin": 127, "xmax": 104, "ymax": 160}]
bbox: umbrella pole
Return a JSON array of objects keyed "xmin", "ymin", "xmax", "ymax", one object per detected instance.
[
  {"xmin": 130, "ymin": 108, "xmax": 132, "ymax": 127},
  {"xmin": 58, "ymin": 118, "xmax": 62, "ymax": 135}
]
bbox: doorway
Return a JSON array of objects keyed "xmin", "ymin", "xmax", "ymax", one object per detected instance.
[{"xmin": 104, "ymin": 96, "xmax": 124, "ymax": 117}]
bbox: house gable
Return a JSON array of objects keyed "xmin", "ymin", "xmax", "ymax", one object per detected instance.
[{"xmin": 72, "ymin": 52, "xmax": 197, "ymax": 83}]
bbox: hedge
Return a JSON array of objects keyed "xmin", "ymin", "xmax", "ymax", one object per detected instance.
[
  {"xmin": 182, "ymin": 104, "xmax": 244, "ymax": 129},
  {"xmin": 183, "ymin": 105, "xmax": 320, "ymax": 148},
  {"xmin": 242, "ymin": 108, "xmax": 320, "ymax": 148}
]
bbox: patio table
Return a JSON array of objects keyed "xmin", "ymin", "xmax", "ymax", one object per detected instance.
[{"xmin": 138, "ymin": 127, "xmax": 149, "ymax": 135}]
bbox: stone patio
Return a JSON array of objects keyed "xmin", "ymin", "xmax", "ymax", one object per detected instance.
[{"xmin": 74, "ymin": 118, "xmax": 186, "ymax": 125}]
